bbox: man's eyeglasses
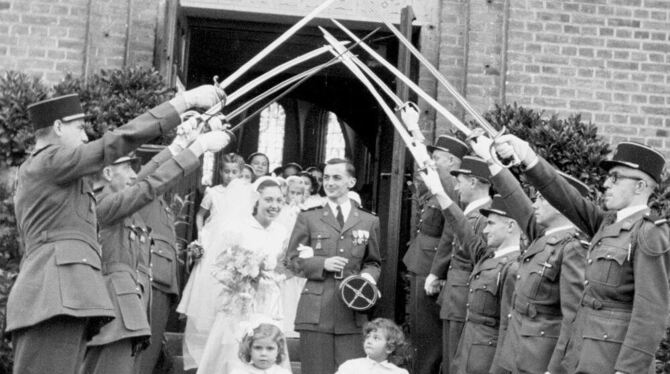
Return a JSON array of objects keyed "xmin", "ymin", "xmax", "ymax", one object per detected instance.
[{"xmin": 605, "ymin": 172, "xmax": 644, "ymax": 184}]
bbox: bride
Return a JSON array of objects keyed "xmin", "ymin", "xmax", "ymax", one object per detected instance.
[{"xmin": 196, "ymin": 177, "xmax": 291, "ymax": 374}]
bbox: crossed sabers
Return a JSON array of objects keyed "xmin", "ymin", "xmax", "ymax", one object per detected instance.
[{"xmin": 190, "ymin": 0, "xmax": 518, "ymax": 168}]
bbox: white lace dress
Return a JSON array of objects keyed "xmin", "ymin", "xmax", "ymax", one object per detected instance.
[{"xmin": 196, "ymin": 215, "xmax": 290, "ymax": 374}]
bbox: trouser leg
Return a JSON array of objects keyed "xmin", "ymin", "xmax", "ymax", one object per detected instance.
[
  {"xmin": 80, "ymin": 339, "xmax": 136, "ymax": 374},
  {"xmin": 334, "ymin": 333, "xmax": 365, "ymax": 368},
  {"xmin": 138, "ymin": 287, "xmax": 172, "ymax": 374},
  {"xmin": 12, "ymin": 316, "xmax": 88, "ymax": 374},
  {"xmin": 409, "ymin": 274, "xmax": 443, "ymax": 374},
  {"xmin": 300, "ymin": 331, "xmax": 336, "ymax": 374}
]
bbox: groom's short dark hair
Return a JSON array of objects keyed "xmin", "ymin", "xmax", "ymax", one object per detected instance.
[{"xmin": 326, "ymin": 158, "xmax": 355, "ymax": 177}]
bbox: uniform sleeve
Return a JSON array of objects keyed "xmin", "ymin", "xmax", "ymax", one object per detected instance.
[
  {"xmin": 525, "ymin": 157, "xmax": 604, "ymax": 237},
  {"xmin": 442, "ymin": 204, "xmax": 487, "ymax": 264},
  {"xmin": 548, "ymin": 238, "xmax": 586, "ymax": 372},
  {"xmin": 34, "ymin": 102, "xmax": 181, "ymax": 185},
  {"xmin": 492, "ymin": 168, "xmax": 543, "ymax": 241},
  {"xmin": 360, "ymin": 217, "xmax": 382, "ymax": 282},
  {"xmin": 491, "ymin": 260, "xmax": 519, "ymax": 374},
  {"xmin": 136, "ymin": 147, "xmax": 173, "ymax": 180},
  {"xmin": 430, "ymin": 215, "xmax": 454, "ymax": 278},
  {"xmin": 286, "ymin": 212, "xmax": 326, "ymax": 280},
  {"xmin": 614, "ymin": 223, "xmax": 670, "ymax": 373},
  {"xmin": 96, "ymin": 149, "xmax": 199, "ymax": 225}
]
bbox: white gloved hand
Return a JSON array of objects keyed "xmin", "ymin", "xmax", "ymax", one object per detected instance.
[
  {"xmin": 182, "ymin": 85, "xmax": 226, "ymax": 110},
  {"xmin": 469, "ymin": 134, "xmax": 494, "ymax": 162},
  {"xmin": 171, "ymin": 116, "xmax": 201, "ymax": 154},
  {"xmin": 400, "ymin": 104, "xmax": 420, "ymax": 132},
  {"xmin": 360, "ymin": 272, "xmax": 377, "ymax": 285},
  {"xmin": 297, "ymin": 244, "xmax": 314, "ymax": 259},
  {"xmin": 421, "ymin": 164, "xmax": 446, "ymax": 197},
  {"xmin": 494, "ymin": 134, "xmax": 537, "ymax": 166},
  {"xmin": 424, "ymin": 273, "xmax": 442, "ymax": 295},
  {"xmin": 189, "ymin": 131, "xmax": 231, "ymax": 156}
]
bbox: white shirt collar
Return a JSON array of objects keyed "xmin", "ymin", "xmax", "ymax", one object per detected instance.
[
  {"xmin": 327, "ymin": 199, "xmax": 352, "ymax": 221},
  {"xmin": 464, "ymin": 196, "xmax": 492, "ymax": 216},
  {"xmin": 544, "ymin": 225, "xmax": 575, "ymax": 237},
  {"xmin": 616, "ymin": 205, "xmax": 649, "ymax": 223},
  {"xmin": 365, "ymin": 357, "xmax": 395, "ymax": 369},
  {"xmin": 494, "ymin": 245, "xmax": 520, "ymax": 258}
]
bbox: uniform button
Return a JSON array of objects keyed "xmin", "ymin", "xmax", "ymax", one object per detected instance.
[
  {"xmin": 606, "ymin": 254, "xmax": 611, "ymax": 258},
  {"xmin": 466, "ymin": 282, "xmax": 470, "ymax": 286},
  {"xmin": 587, "ymin": 259, "xmax": 593, "ymax": 264},
  {"xmin": 339, "ymin": 249, "xmax": 344, "ymax": 253},
  {"xmin": 603, "ymin": 334, "xmax": 608, "ymax": 339},
  {"xmin": 597, "ymin": 241, "xmax": 601, "ymax": 246},
  {"xmin": 469, "ymin": 288, "xmax": 473, "ymax": 293},
  {"xmin": 475, "ymin": 275, "xmax": 480, "ymax": 279},
  {"xmin": 82, "ymin": 258, "xmax": 87, "ymax": 262},
  {"xmin": 466, "ymin": 303, "xmax": 470, "ymax": 307},
  {"xmin": 305, "ymin": 288, "xmax": 309, "ymax": 292},
  {"xmin": 507, "ymin": 313, "xmax": 512, "ymax": 319},
  {"xmin": 584, "ymin": 280, "xmax": 589, "ymax": 286},
  {"xmin": 417, "ymin": 229, "xmax": 420, "ymax": 233},
  {"xmin": 517, "ymin": 275, "xmax": 521, "ymax": 280},
  {"xmin": 135, "ymin": 286, "xmax": 140, "ymax": 291},
  {"xmin": 488, "ymin": 341, "xmax": 493, "ymax": 346},
  {"xmin": 340, "ymin": 236, "xmax": 344, "ymax": 240},
  {"xmin": 448, "ymin": 266, "xmax": 453, "ymax": 270},
  {"xmin": 540, "ymin": 331, "xmax": 545, "ymax": 336},
  {"xmin": 483, "ymin": 285, "xmax": 487, "ymax": 289},
  {"xmin": 419, "ymin": 219, "xmax": 423, "ymax": 223}
]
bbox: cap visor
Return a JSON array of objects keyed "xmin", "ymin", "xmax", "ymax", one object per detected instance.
[
  {"xmin": 449, "ymin": 169, "xmax": 472, "ymax": 177},
  {"xmin": 479, "ymin": 208, "xmax": 508, "ymax": 217},
  {"xmin": 599, "ymin": 159, "xmax": 639, "ymax": 172}
]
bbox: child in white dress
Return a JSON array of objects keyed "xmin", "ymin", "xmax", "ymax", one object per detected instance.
[
  {"xmin": 230, "ymin": 323, "xmax": 292, "ymax": 374},
  {"xmin": 336, "ymin": 318, "xmax": 410, "ymax": 374}
]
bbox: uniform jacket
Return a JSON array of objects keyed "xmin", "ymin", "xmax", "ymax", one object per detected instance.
[
  {"xmin": 526, "ymin": 157, "xmax": 670, "ymax": 374},
  {"xmin": 90, "ymin": 149, "xmax": 199, "ymax": 347},
  {"xmin": 436, "ymin": 199, "xmax": 490, "ymax": 320},
  {"xmin": 402, "ymin": 192, "xmax": 445, "ymax": 276},
  {"xmin": 491, "ymin": 168, "xmax": 586, "ymax": 373},
  {"xmin": 444, "ymin": 204, "xmax": 519, "ymax": 374},
  {"xmin": 136, "ymin": 147, "xmax": 192, "ymax": 296},
  {"xmin": 8, "ymin": 102, "xmax": 181, "ymax": 333},
  {"xmin": 287, "ymin": 201, "xmax": 382, "ymax": 334}
]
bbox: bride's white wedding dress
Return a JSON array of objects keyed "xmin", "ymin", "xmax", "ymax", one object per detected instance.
[{"xmin": 196, "ymin": 214, "xmax": 290, "ymax": 374}]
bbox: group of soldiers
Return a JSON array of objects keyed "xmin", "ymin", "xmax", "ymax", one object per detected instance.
[
  {"xmin": 8, "ymin": 85, "xmax": 234, "ymax": 374},
  {"xmin": 406, "ymin": 132, "xmax": 670, "ymax": 374}
]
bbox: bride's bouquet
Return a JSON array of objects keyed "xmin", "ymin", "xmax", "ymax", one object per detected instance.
[{"xmin": 211, "ymin": 244, "xmax": 284, "ymax": 315}]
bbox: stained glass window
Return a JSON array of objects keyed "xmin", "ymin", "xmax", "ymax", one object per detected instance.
[
  {"xmin": 257, "ymin": 103, "xmax": 286, "ymax": 171},
  {"xmin": 324, "ymin": 111, "xmax": 346, "ymax": 161}
]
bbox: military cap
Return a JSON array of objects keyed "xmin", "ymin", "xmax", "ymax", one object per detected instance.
[
  {"xmin": 111, "ymin": 154, "xmax": 138, "ymax": 166},
  {"xmin": 600, "ymin": 142, "xmax": 665, "ymax": 183},
  {"xmin": 27, "ymin": 94, "xmax": 85, "ymax": 130},
  {"xmin": 450, "ymin": 156, "xmax": 491, "ymax": 182},
  {"xmin": 480, "ymin": 195, "xmax": 510, "ymax": 218},
  {"xmin": 557, "ymin": 171, "xmax": 591, "ymax": 198},
  {"xmin": 427, "ymin": 135, "xmax": 469, "ymax": 160}
]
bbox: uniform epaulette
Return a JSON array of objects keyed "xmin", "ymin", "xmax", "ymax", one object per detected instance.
[
  {"xmin": 301, "ymin": 205, "xmax": 323, "ymax": 212},
  {"xmin": 357, "ymin": 206, "xmax": 377, "ymax": 216},
  {"xmin": 644, "ymin": 213, "xmax": 669, "ymax": 226}
]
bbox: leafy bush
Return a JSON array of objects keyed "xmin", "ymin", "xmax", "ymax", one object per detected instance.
[
  {"xmin": 53, "ymin": 66, "xmax": 175, "ymax": 142},
  {"xmin": 0, "ymin": 71, "xmax": 50, "ymax": 168},
  {"xmin": 479, "ymin": 103, "xmax": 611, "ymax": 192}
]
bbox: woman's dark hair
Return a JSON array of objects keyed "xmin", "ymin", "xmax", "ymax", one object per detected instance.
[
  {"xmin": 252, "ymin": 179, "xmax": 282, "ymax": 216},
  {"xmin": 299, "ymin": 172, "xmax": 318, "ymax": 195},
  {"xmin": 238, "ymin": 323, "xmax": 286, "ymax": 364}
]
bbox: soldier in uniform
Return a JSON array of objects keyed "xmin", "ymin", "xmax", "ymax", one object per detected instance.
[
  {"xmin": 423, "ymin": 164, "xmax": 521, "ymax": 374},
  {"xmin": 286, "ymin": 158, "xmax": 382, "ymax": 374},
  {"xmin": 491, "ymin": 136, "xmax": 670, "ymax": 374},
  {"xmin": 81, "ymin": 129, "xmax": 232, "ymax": 373},
  {"xmin": 405, "ymin": 135, "xmax": 467, "ymax": 374},
  {"xmin": 428, "ymin": 155, "xmax": 492, "ymax": 374},
  {"xmin": 8, "ymin": 86, "xmax": 223, "ymax": 374},
  {"xmin": 134, "ymin": 117, "xmax": 227, "ymax": 374},
  {"xmin": 474, "ymin": 148, "xmax": 589, "ymax": 373}
]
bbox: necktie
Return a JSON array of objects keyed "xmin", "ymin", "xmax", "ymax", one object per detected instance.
[{"xmin": 336, "ymin": 205, "xmax": 345, "ymax": 228}]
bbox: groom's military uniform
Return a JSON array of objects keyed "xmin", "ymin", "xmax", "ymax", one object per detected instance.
[{"xmin": 287, "ymin": 200, "xmax": 382, "ymax": 374}]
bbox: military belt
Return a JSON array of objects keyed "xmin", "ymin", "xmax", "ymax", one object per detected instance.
[
  {"xmin": 513, "ymin": 294, "xmax": 561, "ymax": 317},
  {"xmin": 24, "ymin": 230, "xmax": 100, "ymax": 257},
  {"xmin": 464, "ymin": 312, "xmax": 499, "ymax": 328},
  {"xmin": 102, "ymin": 262, "xmax": 153, "ymax": 283},
  {"xmin": 581, "ymin": 294, "xmax": 632, "ymax": 312}
]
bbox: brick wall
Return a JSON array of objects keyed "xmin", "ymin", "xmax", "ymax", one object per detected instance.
[
  {"xmin": 0, "ymin": 0, "xmax": 158, "ymax": 84},
  {"xmin": 435, "ymin": 0, "xmax": 670, "ymax": 156}
]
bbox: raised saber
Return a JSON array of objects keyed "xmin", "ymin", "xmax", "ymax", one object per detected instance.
[
  {"xmin": 333, "ymin": 19, "xmax": 519, "ymax": 166},
  {"xmin": 219, "ymin": 0, "xmax": 336, "ymax": 90},
  {"xmin": 330, "ymin": 19, "xmax": 472, "ymax": 137},
  {"xmin": 320, "ymin": 27, "xmax": 430, "ymax": 165}
]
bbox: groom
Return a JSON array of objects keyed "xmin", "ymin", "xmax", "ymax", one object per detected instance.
[{"xmin": 287, "ymin": 158, "xmax": 381, "ymax": 374}]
